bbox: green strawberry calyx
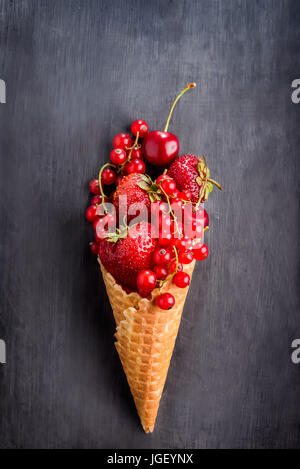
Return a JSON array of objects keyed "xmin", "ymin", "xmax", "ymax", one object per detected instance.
[{"xmin": 195, "ymin": 157, "xmax": 223, "ymax": 210}]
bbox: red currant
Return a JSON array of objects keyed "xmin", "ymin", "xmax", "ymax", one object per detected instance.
[
  {"xmin": 153, "ymin": 248, "xmax": 171, "ymax": 266},
  {"xmin": 102, "ymin": 168, "xmax": 116, "ymax": 185},
  {"xmin": 173, "ymin": 271, "xmax": 190, "ymax": 288},
  {"xmin": 152, "ymin": 200, "xmax": 168, "ymax": 215},
  {"xmin": 92, "ymin": 217, "xmax": 100, "ymax": 231},
  {"xmin": 153, "ymin": 265, "xmax": 168, "ymax": 280},
  {"xmin": 115, "ymin": 175, "xmax": 123, "ymax": 186},
  {"xmin": 131, "ymin": 120, "xmax": 149, "ymax": 138},
  {"xmin": 137, "ymin": 269, "xmax": 157, "ymax": 292},
  {"xmin": 171, "ymin": 198, "xmax": 183, "ymax": 212},
  {"xmin": 95, "ymin": 213, "xmax": 116, "ymax": 241},
  {"xmin": 159, "ymin": 214, "xmax": 172, "ymax": 231},
  {"xmin": 179, "ymin": 250, "xmax": 194, "ymax": 264},
  {"xmin": 161, "ymin": 178, "xmax": 177, "ymax": 196},
  {"xmin": 156, "ymin": 174, "xmax": 170, "ymax": 185},
  {"xmin": 179, "ymin": 190, "xmax": 192, "ymax": 201},
  {"xmin": 193, "ymin": 243, "xmax": 209, "ymax": 261},
  {"xmin": 89, "ymin": 179, "xmax": 100, "ymax": 195},
  {"xmin": 172, "ymin": 235, "xmax": 193, "ymax": 251},
  {"xmin": 169, "ymin": 260, "xmax": 183, "ymax": 274},
  {"xmin": 204, "ymin": 209, "xmax": 209, "ymax": 228},
  {"xmin": 123, "ymin": 159, "xmax": 145, "ymax": 175},
  {"xmin": 91, "ymin": 195, "xmax": 103, "ymax": 205},
  {"xmin": 110, "ymin": 148, "xmax": 127, "ymax": 165},
  {"xmin": 158, "ymin": 232, "xmax": 172, "ymax": 247},
  {"xmin": 85, "ymin": 205, "xmax": 98, "ymax": 222},
  {"xmin": 90, "ymin": 241, "xmax": 99, "ymax": 255},
  {"xmin": 131, "ymin": 146, "xmax": 142, "ymax": 159},
  {"xmin": 157, "ymin": 292, "xmax": 175, "ymax": 310},
  {"xmin": 112, "ymin": 133, "xmax": 132, "ymax": 150}
]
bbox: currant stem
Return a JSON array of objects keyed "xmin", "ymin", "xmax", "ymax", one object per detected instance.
[
  {"xmin": 159, "ymin": 183, "xmax": 181, "ymax": 236},
  {"xmin": 164, "ymin": 83, "xmax": 196, "ymax": 133},
  {"xmin": 159, "ymin": 246, "xmax": 179, "ymax": 291},
  {"xmin": 118, "ymin": 131, "xmax": 140, "ymax": 173},
  {"xmin": 98, "ymin": 163, "xmax": 116, "ymax": 213},
  {"xmin": 127, "ymin": 131, "xmax": 139, "ymax": 162}
]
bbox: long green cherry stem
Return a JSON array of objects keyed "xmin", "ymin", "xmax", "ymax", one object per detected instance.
[{"xmin": 164, "ymin": 83, "xmax": 196, "ymax": 132}]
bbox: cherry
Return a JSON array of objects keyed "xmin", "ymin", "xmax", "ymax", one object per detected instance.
[
  {"xmin": 143, "ymin": 83, "xmax": 196, "ymax": 166},
  {"xmin": 153, "ymin": 265, "xmax": 168, "ymax": 280},
  {"xmin": 131, "ymin": 146, "xmax": 142, "ymax": 159},
  {"xmin": 90, "ymin": 241, "xmax": 99, "ymax": 255},
  {"xmin": 91, "ymin": 195, "xmax": 103, "ymax": 205},
  {"xmin": 137, "ymin": 269, "xmax": 156, "ymax": 293},
  {"xmin": 173, "ymin": 271, "xmax": 190, "ymax": 288},
  {"xmin": 153, "ymin": 248, "xmax": 171, "ymax": 266},
  {"xmin": 131, "ymin": 120, "xmax": 149, "ymax": 138},
  {"xmin": 193, "ymin": 243, "xmax": 209, "ymax": 261},
  {"xmin": 169, "ymin": 260, "xmax": 183, "ymax": 274},
  {"xmin": 161, "ymin": 178, "xmax": 177, "ymax": 196},
  {"xmin": 85, "ymin": 205, "xmax": 98, "ymax": 222},
  {"xmin": 157, "ymin": 292, "xmax": 175, "ymax": 310},
  {"xmin": 110, "ymin": 148, "xmax": 127, "ymax": 165},
  {"xmin": 124, "ymin": 159, "xmax": 145, "ymax": 175},
  {"xmin": 179, "ymin": 250, "xmax": 194, "ymax": 264},
  {"xmin": 102, "ymin": 168, "xmax": 116, "ymax": 185},
  {"xmin": 89, "ymin": 179, "xmax": 100, "ymax": 195},
  {"xmin": 112, "ymin": 133, "xmax": 132, "ymax": 150}
]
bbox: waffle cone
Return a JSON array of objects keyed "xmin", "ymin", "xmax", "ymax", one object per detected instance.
[{"xmin": 98, "ymin": 258, "xmax": 195, "ymax": 433}]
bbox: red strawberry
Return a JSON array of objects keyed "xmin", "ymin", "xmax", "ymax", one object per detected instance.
[
  {"xmin": 113, "ymin": 173, "xmax": 151, "ymax": 222},
  {"xmin": 167, "ymin": 155, "xmax": 200, "ymax": 203},
  {"xmin": 98, "ymin": 222, "xmax": 158, "ymax": 291},
  {"xmin": 168, "ymin": 155, "xmax": 222, "ymax": 205}
]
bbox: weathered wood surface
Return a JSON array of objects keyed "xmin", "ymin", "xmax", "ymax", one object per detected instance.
[{"xmin": 0, "ymin": 0, "xmax": 299, "ymax": 448}]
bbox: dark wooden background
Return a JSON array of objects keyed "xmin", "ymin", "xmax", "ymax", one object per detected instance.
[{"xmin": 0, "ymin": 0, "xmax": 299, "ymax": 449}]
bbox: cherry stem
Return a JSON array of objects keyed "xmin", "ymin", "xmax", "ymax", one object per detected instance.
[
  {"xmin": 98, "ymin": 163, "xmax": 116, "ymax": 213},
  {"xmin": 164, "ymin": 83, "xmax": 196, "ymax": 132}
]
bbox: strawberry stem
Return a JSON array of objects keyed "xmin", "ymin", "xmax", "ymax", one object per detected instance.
[
  {"xmin": 207, "ymin": 178, "xmax": 223, "ymax": 191},
  {"xmin": 164, "ymin": 83, "xmax": 196, "ymax": 133}
]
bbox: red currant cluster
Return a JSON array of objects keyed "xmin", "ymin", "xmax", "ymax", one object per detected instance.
[
  {"xmin": 134, "ymin": 174, "xmax": 210, "ymax": 309},
  {"xmin": 106, "ymin": 120, "xmax": 149, "ymax": 185}
]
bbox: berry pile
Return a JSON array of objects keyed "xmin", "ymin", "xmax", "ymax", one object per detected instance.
[{"xmin": 85, "ymin": 83, "xmax": 222, "ymax": 310}]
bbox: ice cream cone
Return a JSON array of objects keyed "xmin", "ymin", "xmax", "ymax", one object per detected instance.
[{"xmin": 98, "ymin": 258, "xmax": 195, "ymax": 433}]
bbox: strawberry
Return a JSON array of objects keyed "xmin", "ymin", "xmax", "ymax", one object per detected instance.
[
  {"xmin": 98, "ymin": 222, "xmax": 158, "ymax": 291},
  {"xmin": 113, "ymin": 173, "xmax": 151, "ymax": 222},
  {"xmin": 168, "ymin": 155, "xmax": 222, "ymax": 206}
]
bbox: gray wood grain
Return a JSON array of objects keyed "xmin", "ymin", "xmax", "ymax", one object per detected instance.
[{"xmin": 0, "ymin": 0, "xmax": 299, "ymax": 448}]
